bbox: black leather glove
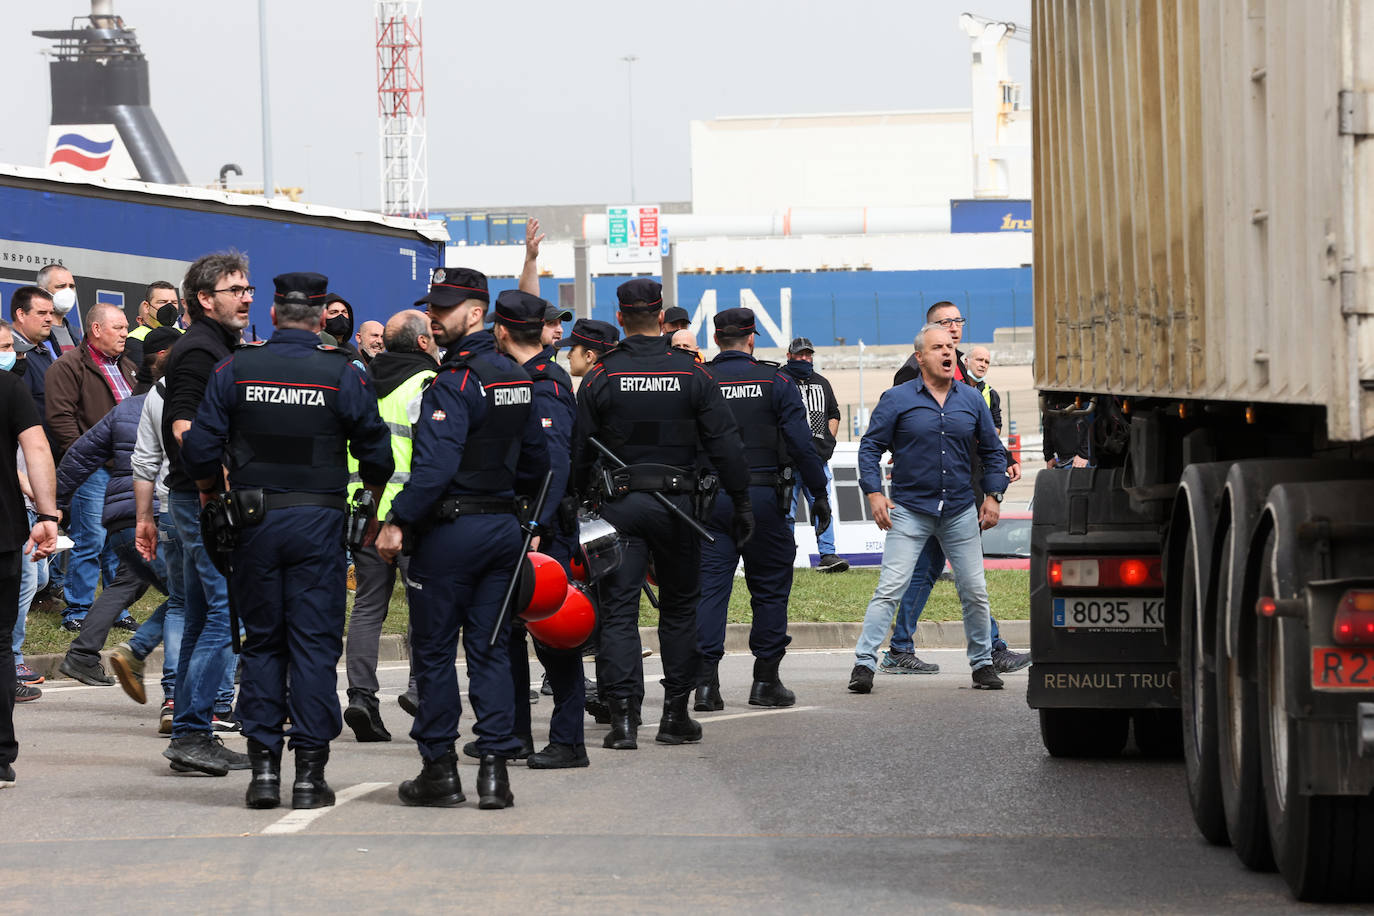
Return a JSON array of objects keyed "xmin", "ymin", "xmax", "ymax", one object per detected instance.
[
  {"xmin": 812, "ymin": 496, "xmax": 832, "ymax": 537},
  {"xmin": 730, "ymin": 499, "xmax": 756, "ymax": 546}
]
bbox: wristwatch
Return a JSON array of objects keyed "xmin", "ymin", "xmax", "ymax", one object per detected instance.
[{"xmin": 988, "ymin": 491, "xmax": 1004, "ymax": 503}]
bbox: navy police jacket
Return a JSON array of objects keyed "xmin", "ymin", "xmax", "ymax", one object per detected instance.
[
  {"xmin": 387, "ymin": 330, "xmax": 550, "ymax": 527},
  {"xmin": 182, "ymin": 328, "xmax": 393, "ymax": 494}
]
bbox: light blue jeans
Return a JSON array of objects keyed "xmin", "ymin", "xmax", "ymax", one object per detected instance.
[
  {"xmin": 788, "ymin": 463, "xmax": 836, "ymax": 556},
  {"xmin": 854, "ymin": 503, "xmax": 993, "ymax": 671},
  {"xmin": 168, "ymin": 490, "xmax": 234, "ymax": 737},
  {"xmin": 64, "ymin": 467, "xmax": 123, "ymax": 620},
  {"xmin": 14, "ymin": 509, "xmax": 49, "ymax": 666}
]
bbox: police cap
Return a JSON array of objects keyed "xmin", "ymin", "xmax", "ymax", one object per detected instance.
[
  {"xmin": 415, "ymin": 267, "xmax": 489, "ymax": 310},
  {"xmin": 557, "ymin": 318, "xmax": 620, "ymax": 353},
  {"xmin": 273, "ymin": 272, "xmax": 329, "ymax": 305},
  {"xmin": 493, "ymin": 289, "xmax": 549, "ymax": 329},
  {"xmin": 616, "ymin": 278, "xmax": 662, "ymax": 311},
  {"xmin": 713, "ymin": 307, "xmax": 756, "ymax": 335}
]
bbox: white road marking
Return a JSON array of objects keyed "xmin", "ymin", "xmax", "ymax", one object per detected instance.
[
  {"xmin": 261, "ymin": 782, "xmax": 391, "ymax": 835},
  {"xmin": 687, "ymin": 706, "xmax": 819, "ymax": 723}
]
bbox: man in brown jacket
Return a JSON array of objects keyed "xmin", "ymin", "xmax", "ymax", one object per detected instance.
[{"xmin": 44, "ymin": 302, "xmax": 136, "ymax": 632}]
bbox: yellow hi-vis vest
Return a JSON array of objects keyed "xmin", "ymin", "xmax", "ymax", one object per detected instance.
[
  {"xmin": 977, "ymin": 380, "xmax": 993, "ymax": 411},
  {"xmin": 348, "ymin": 367, "xmax": 436, "ymax": 518},
  {"xmin": 128, "ymin": 324, "xmax": 153, "ymax": 341}
]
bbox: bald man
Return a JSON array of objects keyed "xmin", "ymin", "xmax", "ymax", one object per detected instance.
[
  {"xmin": 964, "ymin": 346, "xmax": 1002, "ymax": 434},
  {"xmin": 355, "ymin": 320, "xmax": 385, "ymax": 366},
  {"xmin": 342, "ymin": 309, "xmax": 438, "ymax": 739},
  {"xmin": 43, "ymin": 301, "xmax": 138, "ymax": 631}
]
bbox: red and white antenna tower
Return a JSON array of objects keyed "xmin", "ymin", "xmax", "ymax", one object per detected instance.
[{"xmin": 375, "ymin": 1, "xmax": 427, "ymax": 217}]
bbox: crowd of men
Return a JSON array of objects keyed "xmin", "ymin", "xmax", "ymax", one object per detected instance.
[{"xmin": 1, "ymin": 220, "xmax": 1026, "ymax": 801}]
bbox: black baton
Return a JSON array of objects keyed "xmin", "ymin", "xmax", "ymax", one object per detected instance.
[
  {"xmin": 587, "ymin": 437, "xmax": 716, "ymax": 544},
  {"xmin": 490, "ymin": 470, "xmax": 554, "ymax": 648}
]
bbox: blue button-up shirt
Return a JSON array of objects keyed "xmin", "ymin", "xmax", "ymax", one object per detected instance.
[{"xmin": 858, "ymin": 374, "xmax": 1007, "ymax": 517}]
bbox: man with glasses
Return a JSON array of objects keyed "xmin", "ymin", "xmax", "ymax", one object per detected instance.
[
  {"xmin": 142, "ymin": 251, "xmax": 253, "ymax": 776},
  {"xmin": 881, "ymin": 301, "xmax": 1028, "ymax": 677}
]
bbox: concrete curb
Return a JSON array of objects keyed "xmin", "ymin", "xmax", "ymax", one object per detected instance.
[{"xmin": 22, "ymin": 620, "xmax": 1030, "ymax": 683}]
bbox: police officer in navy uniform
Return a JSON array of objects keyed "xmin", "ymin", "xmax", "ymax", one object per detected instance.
[
  {"xmin": 694, "ymin": 307, "xmax": 832, "ymax": 711},
  {"xmin": 182, "ymin": 272, "xmax": 393, "ymax": 810},
  {"xmin": 571, "ymin": 278, "xmax": 752, "ymax": 750},
  {"xmin": 485, "ymin": 289, "xmax": 589, "ymax": 769},
  {"xmin": 376, "ymin": 267, "xmax": 550, "ymax": 809}
]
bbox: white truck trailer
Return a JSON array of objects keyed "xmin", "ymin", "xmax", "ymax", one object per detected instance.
[{"xmin": 1028, "ymin": 0, "xmax": 1374, "ymax": 901}]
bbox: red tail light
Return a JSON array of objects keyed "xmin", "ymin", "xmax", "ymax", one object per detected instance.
[
  {"xmin": 1047, "ymin": 555, "xmax": 1163, "ymax": 590},
  {"xmin": 1332, "ymin": 590, "xmax": 1374, "ymax": 646}
]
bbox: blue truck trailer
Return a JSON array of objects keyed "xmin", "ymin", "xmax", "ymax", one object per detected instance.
[{"xmin": 0, "ymin": 165, "xmax": 447, "ymax": 338}]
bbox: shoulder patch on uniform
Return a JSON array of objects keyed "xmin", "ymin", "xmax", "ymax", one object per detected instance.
[{"xmin": 431, "ymin": 409, "xmax": 447, "ymax": 421}]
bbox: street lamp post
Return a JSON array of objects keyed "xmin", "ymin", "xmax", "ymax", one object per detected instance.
[{"xmin": 621, "ymin": 54, "xmax": 638, "ymax": 204}]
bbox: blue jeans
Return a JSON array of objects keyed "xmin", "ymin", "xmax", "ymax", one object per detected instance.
[
  {"xmin": 13, "ymin": 509, "xmax": 49, "ymax": 666},
  {"xmin": 889, "ymin": 538, "xmax": 1006, "ymax": 655},
  {"xmin": 63, "ymin": 468, "xmax": 122, "ymax": 621},
  {"xmin": 168, "ymin": 490, "xmax": 235, "ymax": 737},
  {"xmin": 854, "ymin": 504, "xmax": 993, "ymax": 671},
  {"xmin": 788, "ymin": 464, "xmax": 836, "ymax": 556}
]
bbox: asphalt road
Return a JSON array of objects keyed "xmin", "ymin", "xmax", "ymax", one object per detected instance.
[{"xmin": 0, "ymin": 649, "xmax": 1321, "ymax": 913}]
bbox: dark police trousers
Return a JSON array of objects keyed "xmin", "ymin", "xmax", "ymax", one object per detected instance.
[
  {"xmin": 509, "ymin": 536, "xmax": 585, "ymax": 746},
  {"xmin": 697, "ymin": 485, "xmax": 796, "ymax": 665},
  {"xmin": 231, "ymin": 505, "xmax": 347, "ymax": 754},
  {"xmin": 595, "ymin": 492, "xmax": 702, "ymax": 709},
  {"xmin": 406, "ymin": 513, "xmax": 524, "ymax": 761}
]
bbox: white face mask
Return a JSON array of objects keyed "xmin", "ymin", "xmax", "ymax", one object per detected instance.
[{"xmin": 52, "ymin": 288, "xmax": 77, "ymax": 315}]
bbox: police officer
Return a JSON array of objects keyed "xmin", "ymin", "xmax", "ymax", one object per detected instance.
[
  {"xmin": 182, "ymin": 272, "xmax": 393, "ymax": 810},
  {"xmin": 557, "ymin": 318, "xmax": 619, "ymax": 378},
  {"xmin": 376, "ymin": 267, "xmax": 550, "ymax": 809},
  {"xmin": 694, "ymin": 308, "xmax": 832, "ymax": 711},
  {"xmin": 571, "ymin": 278, "xmax": 752, "ymax": 750},
  {"xmin": 488, "ymin": 289, "xmax": 588, "ymax": 769}
]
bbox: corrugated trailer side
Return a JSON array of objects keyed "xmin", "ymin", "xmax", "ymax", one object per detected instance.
[{"xmin": 1033, "ymin": 0, "xmax": 1374, "ymax": 442}]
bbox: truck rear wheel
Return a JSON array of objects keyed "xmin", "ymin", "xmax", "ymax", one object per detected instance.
[
  {"xmin": 1213, "ymin": 528, "xmax": 1276, "ymax": 870},
  {"xmin": 1256, "ymin": 534, "xmax": 1374, "ymax": 902},
  {"xmin": 1178, "ymin": 536, "xmax": 1227, "ymax": 841},
  {"xmin": 1039, "ymin": 708, "xmax": 1129, "ymax": 758}
]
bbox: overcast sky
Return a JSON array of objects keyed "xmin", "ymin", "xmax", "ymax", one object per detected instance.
[{"xmin": 4, "ymin": 0, "xmax": 1030, "ymax": 212}]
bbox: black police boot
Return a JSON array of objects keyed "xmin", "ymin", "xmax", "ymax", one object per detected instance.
[
  {"xmin": 527, "ymin": 742, "xmax": 590, "ymax": 769},
  {"xmin": 398, "ymin": 748, "xmax": 465, "ymax": 807},
  {"xmin": 693, "ymin": 661, "xmax": 724, "ymax": 712},
  {"xmin": 476, "ymin": 754, "xmax": 515, "ymax": 809},
  {"xmin": 344, "ymin": 693, "xmax": 392, "ymax": 743},
  {"xmin": 603, "ymin": 697, "xmax": 638, "ymax": 750},
  {"xmin": 291, "ymin": 745, "xmax": 335, "ymax": 810},
  {"xmin": 244, "ymin": 738, "xmax": 281, "ymax": 809},
  {"xmin": 462, "ymin": 734, "xmax": 533, "ymax": 761},
  {"xmin": 655, "ymin": 691, "xmax": 703, "ymax": 745},
  {"xmin": 748, "ymin": 656, "xmax": 797, "ymax": 708}
]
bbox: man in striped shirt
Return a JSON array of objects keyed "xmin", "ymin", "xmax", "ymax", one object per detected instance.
[{"xmin": 44, "ymin": 302, "xmax": 136, "ymax": 632}]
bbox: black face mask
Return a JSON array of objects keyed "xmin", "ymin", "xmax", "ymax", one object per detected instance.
[
  {"xmin": 12, "ymin": 358, "xmax": 27, "ymax": 379},
  {"xmin": 155, "ymin": 304, "xmax": 180, "ymax": 327},
  {"xmin": 324, "ymin": 314, "xmax": 352, "ymax": 341},
  {"xmin": 786, "ymin": 358, "xmax": 813, "ymax": 379}
]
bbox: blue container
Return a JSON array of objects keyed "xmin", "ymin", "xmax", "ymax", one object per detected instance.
[
  {"xmin": 443, "ymin": 213, "xmax": 468, "ymax": 245},
  {"xmin": 509, "ymin": 214, "xmax": 528, "ymax": 246},
  {"xmin": 467, "ymin": 212, "xmax": 489, "ymax": 246},
  {"xmin": 489, "ymin": 214, "xmax": 510, "ymax": 245}
]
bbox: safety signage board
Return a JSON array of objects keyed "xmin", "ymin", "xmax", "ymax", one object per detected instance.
[{"xmin": 607, "ymin": 204, "xmax": 661, "ymax": 263}]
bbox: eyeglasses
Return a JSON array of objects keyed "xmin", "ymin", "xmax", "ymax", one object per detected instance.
[
  {"xmin": 211, "ymin": 286, "xmax": 255, "ymax": 299},
  {"xmin": 934, "ymin": 317, "xmax": 966, "ymax": 328}
]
